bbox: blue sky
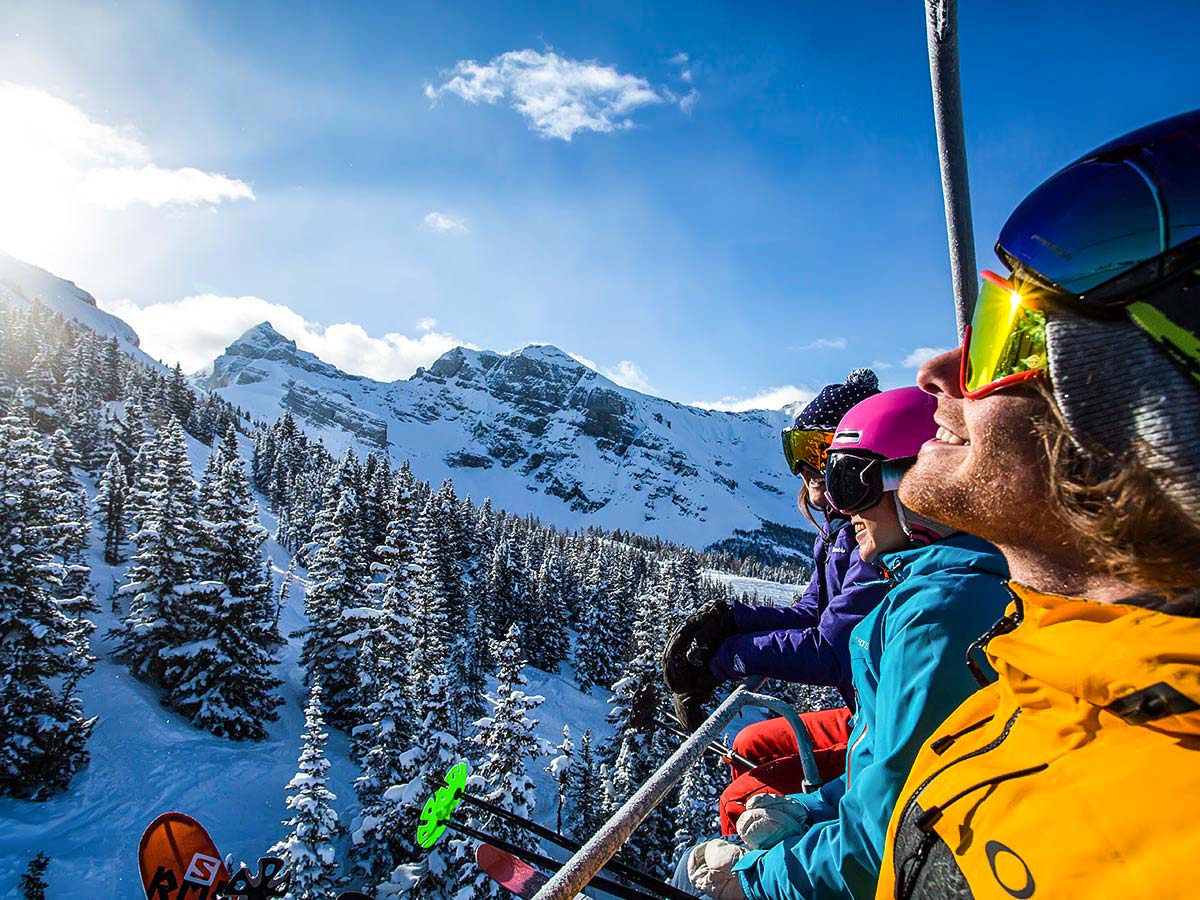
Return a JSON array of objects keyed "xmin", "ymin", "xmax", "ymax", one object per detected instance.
[{"xmin": 3, "ymin": 0, "xmax": 1199, "ymax": 408}]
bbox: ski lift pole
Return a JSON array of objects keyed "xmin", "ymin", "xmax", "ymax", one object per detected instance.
[
  {"xmin": 530, "ymin": 677, "xmax": 820, "ymax": 900},
  {"xmin": 924, "ymin": 0, "xmax": 978, "ymax": 338}
]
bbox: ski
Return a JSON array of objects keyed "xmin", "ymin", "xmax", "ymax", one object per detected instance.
[
  {"xmin": 139, "ymin": 812, "xmax": 231, "ymax": 900},
  {"xmin": 476, "ymin": 842, "xmax": 550, "ymax": 900},
  {"xmin": 140, "ymin": 812, "xmax": 372, "ymax": 900},
  {"xmin": 420, "ymin": 764, "xmax": 691, "ymax": 900},
  {"xmin": 464, "ymin": 831, "xmax": 660, "ymax": 900}
]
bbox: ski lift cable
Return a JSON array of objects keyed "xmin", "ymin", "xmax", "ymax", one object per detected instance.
[
  {"xmin": 529, "ymin": 677, "xmax": 820, "ymax": 900},
  {"xmin": 925, "ymin": 0, "xmax": 978, "ymax": 337}
]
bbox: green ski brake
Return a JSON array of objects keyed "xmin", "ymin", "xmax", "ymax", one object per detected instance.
[{"xmin": 416, "ymin": 761, "xmax": 469, "ymax": 849}]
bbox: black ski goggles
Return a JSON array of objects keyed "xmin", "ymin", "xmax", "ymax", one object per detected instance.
[
  {"xmin": 781, "ymin": 426, "xmax": 835, "ymax": 475},
  {"xmin": 993, "ymin": 108, "xmax": 1200, "ymax": 385},
  {"xmin": 825, "ymin": 452, "xmax": 914, "ymax": 515}
]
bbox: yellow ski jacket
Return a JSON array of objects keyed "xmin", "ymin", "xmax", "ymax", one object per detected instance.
[{"xmin": 876, "ymin": 582, "xmax": 1200, "ymax": 899}]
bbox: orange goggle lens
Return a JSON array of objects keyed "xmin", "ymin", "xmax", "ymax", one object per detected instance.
[
  {"xmin": 781, "ymin": 427, "xmax": 835, "ymax": 475},
  {"xmin": 961, "ymin": 270, "xmax": 1049, "ymax": 397}
]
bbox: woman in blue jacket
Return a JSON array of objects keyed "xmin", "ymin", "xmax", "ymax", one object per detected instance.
[
  {"xmin": 680, "ymin": 388, "xmax": 1012, "ymax": 900},
  {"xmin": 664, "ymin": 369, "xmax": 889, "ymax": 831}
]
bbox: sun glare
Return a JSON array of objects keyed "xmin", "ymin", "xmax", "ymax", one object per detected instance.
[{"xmin": 0, "ymin": 82, "xmax": 252, "ymax": 272}]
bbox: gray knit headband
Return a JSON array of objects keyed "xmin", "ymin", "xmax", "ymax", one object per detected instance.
[{"xmin": 1045, "ymin": 308, "xmax": 1200, "ymax": 526}]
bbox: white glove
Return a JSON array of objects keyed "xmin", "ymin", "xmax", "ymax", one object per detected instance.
[
  {"xmin": 687, "ymin": 839, "xmax": 748, "ymax": 900},
  {"xmin": 736, "ymin": 793, "xmax": 811, "ymax": 850}
]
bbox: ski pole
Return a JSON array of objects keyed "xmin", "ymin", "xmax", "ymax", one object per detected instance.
[
  {"xmin": 456, "ymin": 791, "xmax": 697, "ymax": 900},
  {"xmin": 440, "ymin": 819, "xmax": 663, "ymax": 900},
  {"xmin": 652, "ymin": 715, "xmax": 757, "ymax": 771},
  {"xmin": 924, "ymin": 0, "xmax": 978, "ymax": 338}
]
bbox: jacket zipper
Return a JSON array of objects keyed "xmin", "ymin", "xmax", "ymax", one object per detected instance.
[
  {"xmin": 894, "ymin": 708, "xmax": 1022, "ymax": 900},
  {"xmin": 844, "ymin": 722, "xmax": 869, "ymax": 789}
]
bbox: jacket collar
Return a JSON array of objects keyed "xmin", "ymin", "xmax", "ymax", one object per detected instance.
[
  {"xmin": 989, "ymin": 583, "xmax": 1200, "ymax": 735},
  {"xmin": 877, "ymin": 532, "xmax": 1009, "ymax": 582}
]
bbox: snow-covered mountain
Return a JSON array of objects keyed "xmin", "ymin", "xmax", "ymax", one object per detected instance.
[
  {"xmin": 200, "ymin": 322, "xmax": 802, "ymax": 548},
  {"xmin": 0, "ymin": 250, "xmax": 810, "ymax": 552},
  {"xmin": 0, "ymin": 251, "xmax": 158, "ymax": 369}
]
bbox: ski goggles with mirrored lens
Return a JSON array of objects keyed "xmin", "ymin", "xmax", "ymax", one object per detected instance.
[
  {"xmin": 781, "ymin": 426, "xmax": 835, "ymax": 475},
  {"xmin": 982, "ymin": 109, "xmax": 1200, "ymax": 391},
  {"xmin": 825, "ymin": 452, "xmax": 914, "ymax": 514},
  {"xmin": 960, "ymin": 270, "xmax": 1048, "ymax": 398}
]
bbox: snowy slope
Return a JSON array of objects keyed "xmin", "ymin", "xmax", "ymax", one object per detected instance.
[
  {"xmin": 0, "ymin": 413, "xmax": 804, "ymax": 898},
  {"xmin": 0, "ymin": 251, "xmax": 160, "ymax": 370},
  {"xmin": 201, "ymin": 323, "xmax": 801, "ymax": 549}
]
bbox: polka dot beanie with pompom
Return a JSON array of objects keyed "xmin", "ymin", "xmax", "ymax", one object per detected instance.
[{"xmin": 794, "ymin": 368, "xmax": 881, "ymax": 430}]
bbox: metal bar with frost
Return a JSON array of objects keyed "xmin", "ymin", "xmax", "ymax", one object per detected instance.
[{"xmin": 530, "ymin": 678, "xmax": 820, "ymax": 900}]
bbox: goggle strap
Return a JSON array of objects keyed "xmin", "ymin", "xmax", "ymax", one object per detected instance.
[{"xmin": 1126, "ymin": 300, "xmax": 1200, "ymax": 385}]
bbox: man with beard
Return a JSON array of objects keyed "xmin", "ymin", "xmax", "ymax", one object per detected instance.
[{"xmin": 876, "ymin": 110, "xmax": 1200, "ymax": 899}]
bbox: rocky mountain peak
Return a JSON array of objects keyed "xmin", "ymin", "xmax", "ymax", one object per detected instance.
[{"xmin": 229, "ymin": 321, "xmax": 295, "ymax": 352}]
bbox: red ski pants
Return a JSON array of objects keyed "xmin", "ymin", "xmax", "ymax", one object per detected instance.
[{"xmin": 719, "ymin": 706, "xmax": 853, "ymax": 835}]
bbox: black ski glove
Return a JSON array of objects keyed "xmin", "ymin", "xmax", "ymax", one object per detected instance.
[{"xmin": 662, "ymin": 599, "xmax": 738, "ymax": 694}]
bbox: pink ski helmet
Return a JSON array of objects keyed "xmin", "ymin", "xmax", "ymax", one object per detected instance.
[{"xmin": 824, "ymin": 387, "xmax": 937, "ymax": 514}]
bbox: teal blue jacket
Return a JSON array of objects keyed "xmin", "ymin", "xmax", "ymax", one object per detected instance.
[{"xmin": 734, "ymin": 534, "xmax": 1010, "ymax": 900}]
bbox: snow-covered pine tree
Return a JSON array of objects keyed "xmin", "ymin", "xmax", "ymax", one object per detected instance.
[
  {"xmin": 271, "ymin": 679, "xmax": 341, "ymax": 900},
  {"xmin": 479, "ymin": 536, "xmax": 515, "ymax": 651},
  {"xmin": 456, "ymin": 623, "xmax": 546, "ymax": 900},
  {"xmin": 668, "ymin": 754, "xmax": 723, "ymax": 862},
  {"xmin": 164, "ymin": 362, "xmax": 195, "ymax": 428},
  {"xmin": 276, "ymin": 555, "xmax": 296, "ymax": 634},
  {"xmin": 574, "ymin": 547, "xmax": 621, "ymax": 694},
  {"xmin": 299, "ymin": 480, "xmax": 371, "ymax": 730},
  {"xmin": 95, "ymin": 451, "xmax": 129, "ymax": 565},
  {"xmin": 23, "ymin": 346, "xmax": 60, "ymax": 433},
  {"xmin": 350, "ymin": 458, "xmax": 426, "ymax": 885},
  {"xmin": 378, "ymin": 496, "xmax": 464, "ymax": 900},
  {"xmin": 19, "ymin": 852, "xmax": 50, "ymax": 900},
  {"xmin": 112, "ymin": 417, "xmax": 206, "ymax": 685},
  {"xmin": 381, "ymin": 671, "xmax": 458, "ymax": 900},
  {"xmin": 564, "ymin": 729, "xmax": 605, "ymax": 841},
  {"xmin": 427, "ymin": 483, "xmax": 481, "ymax": 736},
  {"xmin": 527, "ymin": 547, "xmax": 569, "ymax": 673},
  {"xmin": 350, "ymin": 639, "xmax": 415, "ymax": 891},
  {"xmin": 472, "ymin": 624, "xmax": 545, "ymax": 833},
  {"xmin": 361, "ymin": 451, "xmax": 392, "ymax": 569},
  {"xmin": 170, "ymin": 448, "xmax": 282, "ymax": 741},
  {"xmin": 0, "ymin": 399, "xmax": 96, "ymax": 799},
  {"xmin": 547, "ymin": 725, "xmax": 575, "ymax": 835},
  {"xmin": 98, "ymin": 335, "xmax": 124, "ymax": 401},
  {"xmin": 114, "ymin": 395, "xmax": 148, "ymax": 472},
  {"xmin": 43, "ymin": 430, "xmax": 94, "ymax": 615},
  {"xmin": 602, "ymin": 574, "xmax": 676, "ymax": 877}
]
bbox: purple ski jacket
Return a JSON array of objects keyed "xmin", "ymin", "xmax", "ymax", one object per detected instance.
[{"xmin": 709, "ymin": 517, "xmax": 888, "ymax": 708}]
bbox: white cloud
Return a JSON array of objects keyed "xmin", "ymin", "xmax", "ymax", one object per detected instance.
[
  {"xmin": 871, "ymin": 359, "xmax": 895, "ymax": 370},
  {"xmin": 423, "ymin": 211, "xmax": 468, "ymax": 233},
  {"xmin": 0, "ymin": 82, "xmax": 253, "ymax": 211},
  {"xmin": 797, "ymin": 337, "xmax": 848, "ymax": 351},
  {"xmin": 427, "ymin": 48, "xmax": 667, "ymax": 141},
  {"xmin": 0, "ymin": 82, "xmax": 253, "ymax": 265},
  {"xmin": 691, "ymin": 385, "xmax": 817, "ymax": 413},
  {"xmin": 605, "ymin": 359, "xmax": 653, "ymax": 393},
  {"xmin": 567, "ymin": 351, "xmax": 653, "ymax": 393},
  {"xmin": 903, "ymin": 346, "xmax": 952, "ymax": 368},
  {"xmin": 417, "ymin": 317, "xmax": 438, "ymax": 332},
  {"xmin": 668, "ymin": 51, "xmax": 698, "ymax": 110},
  {"xmin": 100, "ymin": 294, "xmax": 472, "ymax": 381}
]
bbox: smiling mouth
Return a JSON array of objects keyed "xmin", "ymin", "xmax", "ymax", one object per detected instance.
[
  {"xmin": 934, "ymin": 424, "xmax": 970, "ymax": 446},
  {"xmin": 853, "ymin": 520, "xmax": 866, "ymax": 534}
]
